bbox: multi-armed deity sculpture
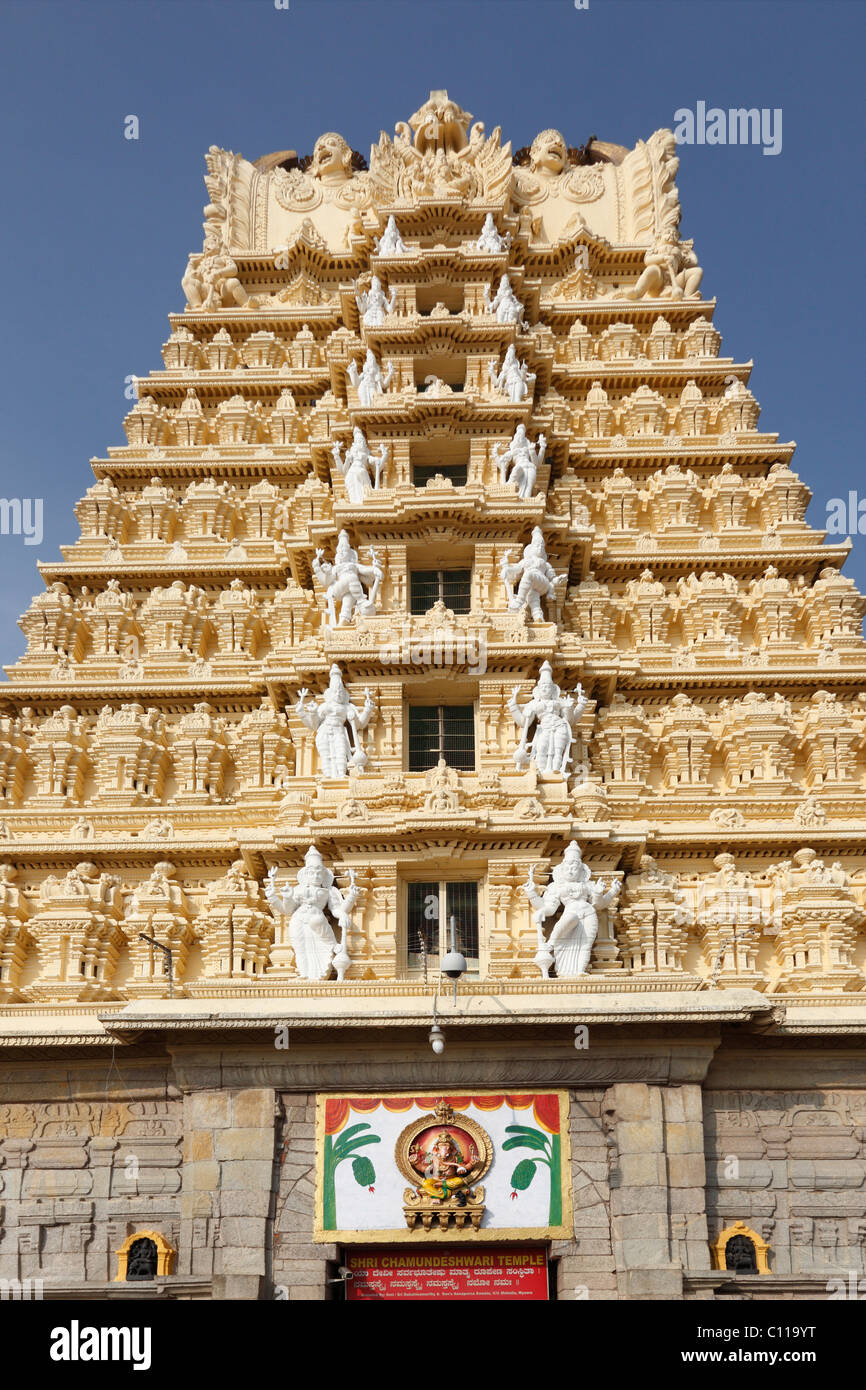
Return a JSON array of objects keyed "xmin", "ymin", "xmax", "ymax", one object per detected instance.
[
  {"xmin": 474, "ymin": 213, "xmax": 511, "ymax": 254},
  {"xmin": 312, "ymin": 530, "xmax": 383, "ymax": 627},
  {"xmin": 483, "ymin": 274, "xmax": 526, "ymax": 327},
  {"xmin": 493, "ymin": 424, "xmax": 546, "ymax": 499},
  {"xmin": 500, "ymin": 527, "xmax": 566, "ymax": 619},
  {"xmin": 332, "ymin": 426, "xmax": 390, "ymax": 503},
  {"xmin": 374, "ymin": 215, "xmax": 410, "ymax": 256},
  {"xmin": 355, "ymin": 274, "xmax": 397, "ymax": 328},
  {"xmin": 523, "ymin": 840, "xmax": 620, "ymax": 978},
  {"xmin": 347, "ymin": 349, "xmax": 395, "ymax": 407},
  {"xmin": 293, "ymin": 664, "xmax": 376, "ymax": 777},
  {"xmin": 509, "ymin": 661, "xmax": 588, "ymax": 777},
  {"xmin": 488, "ymin": 345, "xmax": 536, "ymax": 404},
  {"xmin": 264, "ymin": 846, "xmax": 359, "ymax": 981}
]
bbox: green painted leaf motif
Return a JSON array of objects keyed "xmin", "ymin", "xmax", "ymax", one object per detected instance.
[
  {"xmin": 337, "ymin": 1123, "xmax": 374, "ymax": 1145},
  {"xmin": 334, "ymin": 1134, "xmax": 381, "ymax": 1157},
  {"xmin": 502, "ymin": 1132, "xmax": 549, "ymax": 1153},
  {"xmin": 352, "ymin": 1155, "xmax": 376, "ymax": 1188},
  {"xmin": 510, "ymin": 1159, "xmax": 537, "ymax": 1191}
]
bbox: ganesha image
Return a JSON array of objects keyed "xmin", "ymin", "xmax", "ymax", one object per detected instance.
[{"xmin": 396, "ymin": 1100, "xmax": 492, "ymax": 1231}]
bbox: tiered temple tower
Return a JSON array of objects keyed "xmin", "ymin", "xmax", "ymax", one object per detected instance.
[{"xmin": 1, "ymin": 93, "xmax": 865, "ymax": 1301}]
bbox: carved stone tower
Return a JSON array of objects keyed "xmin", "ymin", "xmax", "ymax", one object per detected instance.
[{"xmin": 1, "ymin": 93, "xmax": 865, "ymax": 1301}]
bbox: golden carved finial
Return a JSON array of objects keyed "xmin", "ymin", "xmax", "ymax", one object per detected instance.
[{"xmin": 433, "ymin": 1098, "xmax": 455, "ymax": 1124}]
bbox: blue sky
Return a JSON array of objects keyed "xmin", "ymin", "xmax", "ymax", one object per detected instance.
[{"xmin": 0, "ymin": 0, "xmax": 863, "ymax": 661}]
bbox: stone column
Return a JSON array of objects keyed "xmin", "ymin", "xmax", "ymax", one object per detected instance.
[
  {"xmin": 181, "ymin": 1087, "xmax": 277, "ymax": 1300},
  {"xmin": 553, "ymin": 1091, "xmax": 617, "ymax": 1300},
  {"xmin": 606, "ymin": 1082, "xmax": 682, "ymax": 1300},
  {"xmin": 664, "ymin": 1084, "xmax": 711, "ymax": 1274}
]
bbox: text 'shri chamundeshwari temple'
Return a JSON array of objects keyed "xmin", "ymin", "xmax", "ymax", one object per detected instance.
[{"xmin": 2, "ymin": 92, "xmax": 865, "ymax": 1302}]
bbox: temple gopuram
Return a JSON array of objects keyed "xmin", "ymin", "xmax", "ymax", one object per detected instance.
[{"xmin": 1, "ymin": 92, "xmax": 865, "ymax": 1301}]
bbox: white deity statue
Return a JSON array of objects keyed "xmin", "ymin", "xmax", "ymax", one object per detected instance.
[
  {"xmin": 488, "ymin": 345, "xmax": 536, "ymax": 403},
  {"xmin": 313, "ymin": 529, "xmax": 383, "ymax": 627},
  {"xmin": 332, "ymin": 426, "xmax": 390, "ymax": 503},
  {"xmin": 509, "ymin": 661, "xmax": 588, "ymax": 777},
  {"xmin": 264, "ymin": 846, "xmax": 359, "ymax": 981},
  {"xmin": 375, "ymin": 215, "xmax": 410, "ymax": 256},
  {"xmin": 493, "ymin": 424, "xmax": 546, "ymax": 499},
  {"xmin": 293, "ymin": 664, "xmax": 376, "ymax": 777},
  {"xmin": 500, "ymin": 526, "xmax": 566, "ymax": 620},
  {"xmin": 355, "ymin": 274, "xmax": 397, "ymax": 327},
  {"xmin": 483, "ymin": 274, "xmax": 526, "ymax": 327},
  {"xmin": 523, "ymin": 841, "xmax": 620, "ymax": 979},
  {"xmin": 347, "ymin": 348, "xmax": 395, "ymax": 406},
  {"xmin": 474, "ymin": 214, "xmax": 511, "ymax": 254}
]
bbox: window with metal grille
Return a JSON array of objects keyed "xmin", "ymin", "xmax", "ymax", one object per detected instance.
[
  {"xmin": 409, "ymin": 569, "xmax": 471, "ymax": 614},
  {"xmin": 407, "ymin": 880, "xmax": 479, "ymax": 973},
  {"xmin": 408, "ymin": 705, "xmax": 474, "ymax": 771},
  {"xmin": 412, "ymin": 462, "xmax": 468, "ymax": 487},
  {"xmin": 724, "ymin": 1235, "xmax": 758, "ymax": 1273}
]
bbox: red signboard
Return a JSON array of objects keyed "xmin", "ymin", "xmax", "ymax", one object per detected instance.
[{"xmin": 345, "ymin": 1246, "xmax": 549, "ymax": 1300}]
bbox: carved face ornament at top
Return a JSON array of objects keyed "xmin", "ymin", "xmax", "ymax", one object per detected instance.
[
  {"xmin": 309, "ymin": 132, "xmax": 354, "ymax": 184},
  {"xmin": 530, "ymin": 129, "xmax": 568, "ymax": 177},
  {"xmin": 513, "ymin": 127, "xmax": 606, "ymax": 221},
  {"xmin": 408, "ymin": 91, "xmax": 472, "ymax": 155}
]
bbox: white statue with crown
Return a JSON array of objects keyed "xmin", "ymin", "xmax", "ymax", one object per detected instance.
[
  {"xmin": 509, "ymin": 660, "xmax": 588, "ymax": 777},
  {"xmin": 265, "ymin": 847, "xmax": 359, "ymax": 981},
  {"xmin": 500, "ymin": 527, "xmax": 567, "ymax": 619},
  {"xmin": 483, "ymin": 273, "xmax": 526, "ymax": 327},
  {"xmin": 347, "ymin": 348, "xmax": 395, "ymax": 407},
  {"xmin": 313, "ymin": 529, "xmax": 383, "ymax": 627},
  {"xmin": 355, "ymin": 274, "xmax": 397, "ymax": 328},
  {"xmin": 293, "ymin": 664, "xmax": 376, "ymax": 777},
  {"xmin": 374, "ymin": 215, "xmax": 410, "ymax": 256},
  {"xmin": 332, "ymin": 426, "xmax": 390, "ymax": 504},
  {"xmin": 493, "ymin": 423, "xmax": 546, "ymax": 499},
  {"xmin": 522, "ymin": 840, "xmax": 620, "ymax": 978}
]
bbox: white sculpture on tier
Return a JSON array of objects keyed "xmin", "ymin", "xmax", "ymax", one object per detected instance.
[
  {"xmin": 474, "ymin": 214, "xmax": 511, "ymax": 253},
  {"xmin": 265, "ymin": 847, "xmax": 359, "ymax": 981},
  {"xmin": 488, "ymin": 345, "xmax": 536, "ymax": 403},
  {"xmin": 293, "ymin": 664, "xmax": 376, "ymax": 776},
  {"xmin": 493, "ymin": 424, "xmax": 546, "ymax": 499},
  {"xmin": 374, "ymin": 216, "xmax": 410, "ymax": 256},
  {"xmin": 347, "ymin": 349, "xmax": 395, "ymax": 406},
  {"xmin": 332, "ymin": 426, "xmax": 390, "ymax": 503},
  {"xmin": 500, "ymin": 526, "xmax": 566, "ymax": 619},
  {"xmin": 522, "ymin": 841, "xmax": 620, "ymax": 978},
  {"xmin": 483, "ymin": 274, "xmax": 526, "ymax": 327},
  {"xmin": 355, "ymin": 274, "xmax": 397, "ymax": 327},
  {"xmin": 509, "ymin": 661, "xmax": 588, "ymax": 776},
  {"xmin": 313, "ymin": 529, "xmax": 383, "ymax": 626}
]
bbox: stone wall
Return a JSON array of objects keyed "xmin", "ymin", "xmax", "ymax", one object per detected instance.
[
  {"xmin": 704, "ymin": 1087, "xmax": 866, "ymax": 1278},
  {"xmin": 1, "ymin": 1045, "xmax": 864, "ymax": 1299},
  {"xmin": 272, "ymin": 1092, "xmax": 335, "ymax": 1300},
  {"xmin": 0, "ymin": 1062, "xmax": 182, "ymax": 1287}
]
